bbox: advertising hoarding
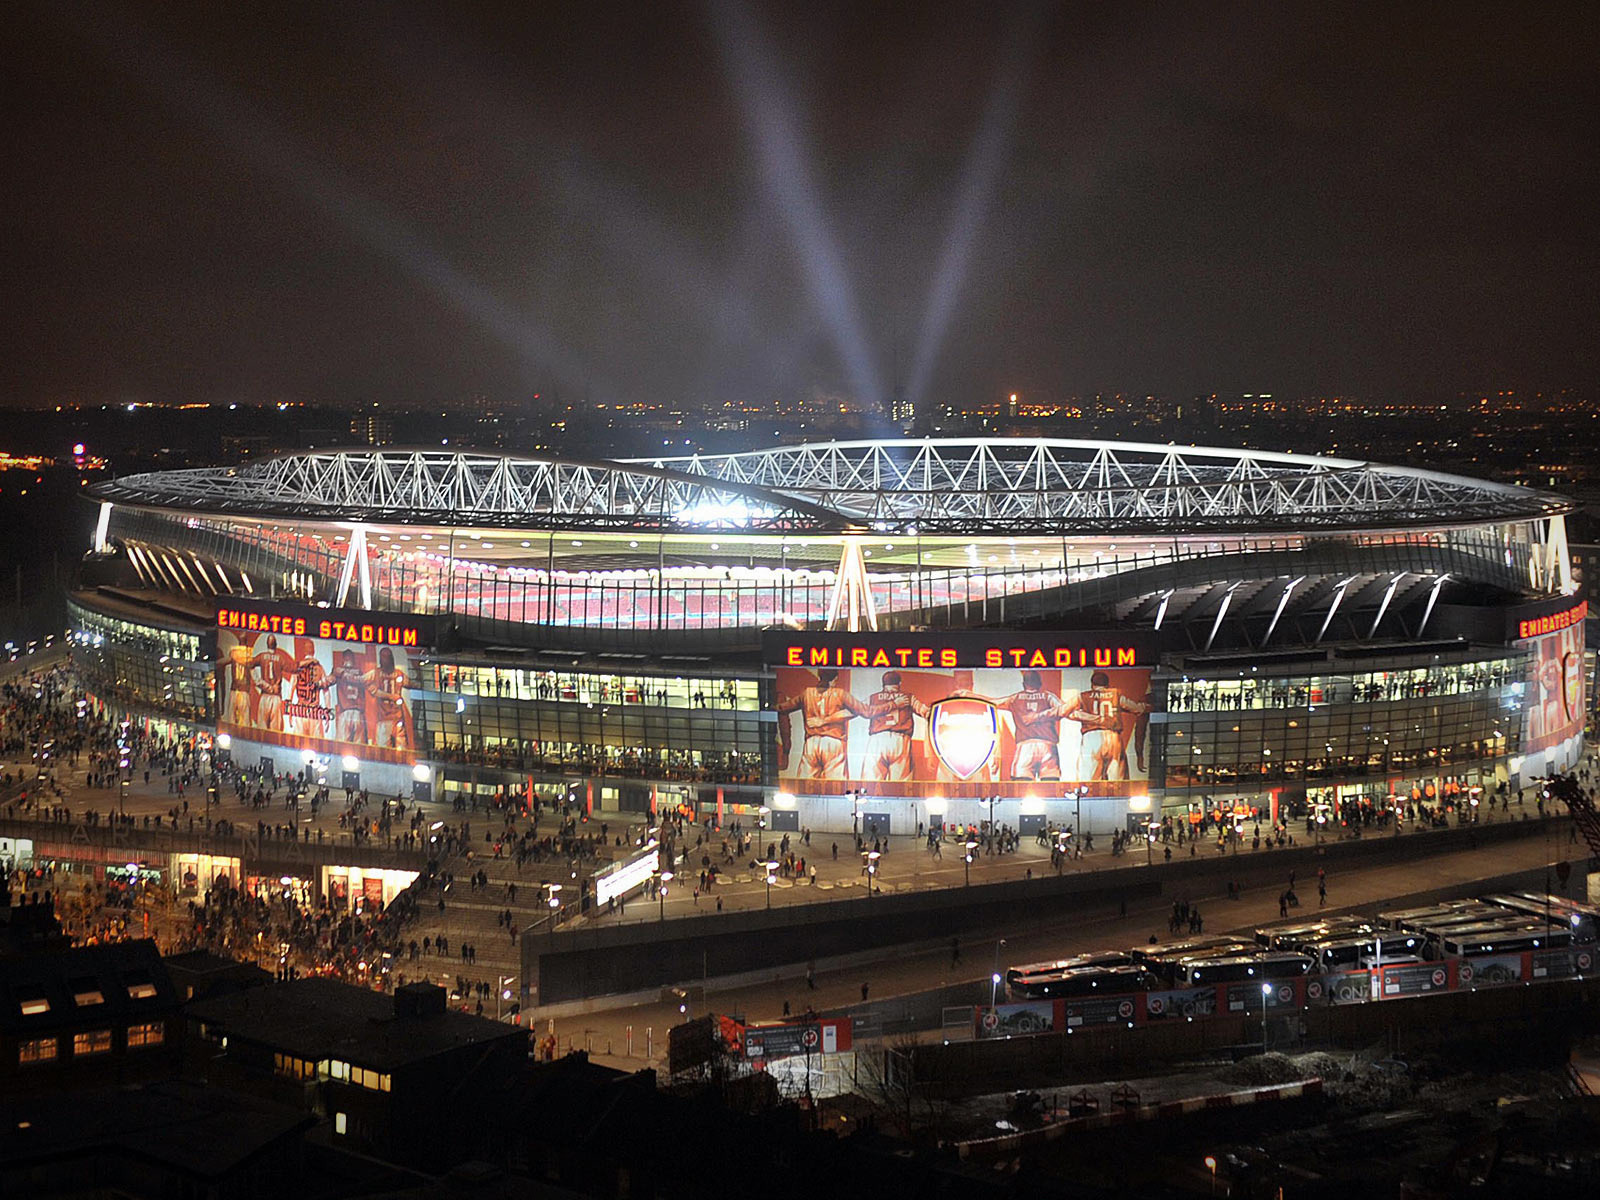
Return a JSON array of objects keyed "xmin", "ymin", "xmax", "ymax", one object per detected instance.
[
  {"xmin": 1519, "ymin": 616, "xmax": 1585, "ymax": 756},
  {"xmin": 766, "ymin": 632, "xmax": 1155, "ymax": 798},
  {"xmin": 216, "ymin": 601, "xmax": 429, "ymax": 767}
]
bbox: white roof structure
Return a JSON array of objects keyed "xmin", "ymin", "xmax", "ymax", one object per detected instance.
[{"xmin": 91, "ymin": 438, "xmax": 1568, "ymax": 537}]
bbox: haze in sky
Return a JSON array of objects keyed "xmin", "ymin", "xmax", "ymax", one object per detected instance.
[{"xmin": 6, "ymin": 0, "xmax": 1597, "ymax": 412}]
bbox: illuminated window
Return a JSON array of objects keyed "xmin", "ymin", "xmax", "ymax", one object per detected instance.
[
  {"xmin": 72, "ymin": 983, "xmax": 105, "ymax": 1007},
  {"xmin": 274, "ymin": 1052, "xmax": 315, "ymax": 1080},
  {"xmin": 18, "ymin": 1038, "xmax": 57, "ymax": 1065},
  {"xmin": 334, "ymin": 1112, "xmax": 348, "ymax": 1136},
  {"xmin": 126, "ymin": 979, "xmax": 159, "ymax": 1000},
  {"xmin": 19, "ymin": 996, "xmax": 49, "ymax": 1016},
  {"xmin": 350, "ymin": 1066, "xmax": 392, "ymax": 1092},
  {"xmin": 326, "ymin": 1059, "xmax": 351, "ymax": 1081},
  {"xmin": 73, "ymin": 1029, "xmax": 113, "ymax": 1056},
  {"xmin": 127, "ymin": 1022, "xmax": 165, "ymax": 1048}
]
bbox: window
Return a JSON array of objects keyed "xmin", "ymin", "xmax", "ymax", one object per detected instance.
[
  {"xmin": 72, "ymin": 983, "xmax": 105, "ymax": 1007},
  {"xmin": 351, "ymin": 1066, "xmax": 392, "ymax": 1092},
  {"xmin": 326, "ymin": 1058, "xmax": 350, "ymax": 1081},
  {"xmin": 334, "ymin": 1112, "xmax": 347, "ymax": 1136},
  {"xmin": 127, "ymin": 1022, "xmax": 165, "ymax": 1048},
  {"xmin": 19, "ymin": 996, "xmax": 49, "ymax": 1016},
  {"xmin": 73, "ymin": 1029, "xmax": 113, "ymax": 1056},
  {"xmin": 126, "ymin": 979, "xmax": 159, "ymax": 1000},
  {"xmin": 273, "ymin": 1052, "xmax": 315, "ymax": 1080},
  {"xmin": 18, "ymin": 1038, "xmax": 57, "ymax": 1065}
]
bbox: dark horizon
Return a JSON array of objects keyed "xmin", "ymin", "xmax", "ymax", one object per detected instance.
[{"xmin": 6, "ymin": 1, "xmax": 1597, "ymax": 414}]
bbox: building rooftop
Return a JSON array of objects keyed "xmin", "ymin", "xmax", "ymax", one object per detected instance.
[
  {"xmin": 0, "ymin": 1079, "xmax": 313, "ymax": 1180},
  {"xmin": 0, "ymin": 937, "xmax": 176, "ymax": 1036},
  {"xmin": 187, "ymin": 977, "xmax": 525, "ymax": 1072}
]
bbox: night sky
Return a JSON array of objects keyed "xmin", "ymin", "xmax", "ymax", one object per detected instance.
[{"xmin": 6, "ymin": 0, "xmax": 1597, "ymax": 414}]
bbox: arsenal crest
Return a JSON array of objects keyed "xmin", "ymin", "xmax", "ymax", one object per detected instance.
[{"xmin": 929, "ymin": 698, "xmax": 998, "ymax": 780}]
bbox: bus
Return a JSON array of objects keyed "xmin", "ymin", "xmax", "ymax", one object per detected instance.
[
  {"xmin": 1176, "ymin": 951, "xmax": 1313, "ymax": 987},
  {"xmin": 1377, "ymin": 901, "xmax": 1507, "ymax": 933},
  {"xmin": 1007, "ymin": 963, "xmax": 1160, "ymax": 999},
  {"xmin": 1430, "ymin": 921, "xmax": 1576, "ymax": 960},
  {"xmin": 1481, "ymin": 893, "xmax": 1600, "ymax": 943},
  {"xmin": 1132, "ymin": 936, "xmax": 1254, "ymax": 967},
  {"xmin": 1254, "ymin": 919, "xmax": 1373, "ymax": 951},
  {"xmin": 1301, "ymin": 931, "xmax": 1422, "ymax": 972},
  {"xmin": 1004, "ymin": 951, "xmax": 1138, "ymax": 997}
]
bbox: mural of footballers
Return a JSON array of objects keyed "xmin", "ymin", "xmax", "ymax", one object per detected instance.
[
  {"xmin": 864, "ymin": 671, "xmax": 931, "ymax": 781},
  {"xmin": 331, "ymin": 649, "xmax": 371, "ymax": 744},
  {"xmin": 776, "ymin": 668, "xmax": 874, "ymax": 780},
  {"xmin": 216, "ymin": 623, "xmax": 420, "ymax": 766},
  {"xmin": 370, "ymin": 646, "xmax": 413, "ymax": 750},
  {"xmin": 250, "ymin": 634, "xmax": 296, "ymax": 733},
  {"xmin": 221, "ymin": 640, "xmax": 255, "ymax": 728},
  {"xmin": 773, "ymin": 646, "xmax": 1152, "ymax": 797},
  {"xmin": 954, "ymin": 670, "xmax": 1080, "ymax": 781},
  {"xmin": 1066, "ymin": 669, "xmax": 1150, "ymax": 781}
]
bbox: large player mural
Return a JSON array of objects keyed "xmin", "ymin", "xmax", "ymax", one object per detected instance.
[
  {"xmin": 215, "ymin": 603, "xmax": 427, "ymax": 767},
  {"xmin": 768, "ymin": 634, "xmax": 1154, "ymax": 798}
]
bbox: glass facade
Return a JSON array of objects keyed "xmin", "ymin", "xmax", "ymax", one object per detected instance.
[
  {"xmin": 415, "ymin": 658, "xmax": 766, "ymax": 789},
  {"xmin": 66, "ymin": 597, "xmax": 213, "ymax": 724},
  {"xmin": 1156, "ymin": 651, "xmax": 1528, "ymax": 801}
]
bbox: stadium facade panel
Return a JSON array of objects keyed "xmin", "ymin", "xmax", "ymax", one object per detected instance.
[{"xmin": 72, "ymin": 439, "xmax": 1586, "ymax": 837}]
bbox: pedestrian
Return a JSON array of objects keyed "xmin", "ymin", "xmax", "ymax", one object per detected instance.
[
  {"xmin": 1318, "ymin": 879, "xmax": 1327, "ymax": 907},
  {"xmin": 806, "ymin": 964, "xmax": 816, "ymax": 990},
  {"xmin": 861, "ymin": 982, "xmax": 869, "ymax": 1002},
  {"xmin": 951, "ymin": 936, "xmax": 961, "ymax": 966},
  {"xmin": 716, "ymin": 896, "xmax": 723, "ymax": 912},
  {"xmin": 783, "ymin": 999, "xmax": 791, "ymax": 1018}
]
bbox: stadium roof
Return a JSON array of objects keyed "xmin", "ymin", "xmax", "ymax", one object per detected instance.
[{"xmin": 90, "ymin": 438, "xmax": 1570, "ymax": 537}]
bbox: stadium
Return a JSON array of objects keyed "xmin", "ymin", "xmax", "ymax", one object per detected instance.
[{"xmin": 69, "ymin": 438, "xmax": 1587, "ymax": 837}]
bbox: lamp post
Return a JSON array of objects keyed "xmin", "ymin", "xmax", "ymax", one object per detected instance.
[
  {"xmin": 963, "ymin": 840, "xmax": 977, "ymax": 886},
  {"xmin": 657, "ymin": 871, "xmax": 673, "ymax": 921},
  {"xmin": 763, "ymin": 861, "xmax": 779, "ymax": 909},
  {"xmin": 991, "ymin": 938, "xmax": 1007, "ymax": 1007},
  {"xmin": 1145, "ymin": 818, "xmax": 1157, "ymax": 866},
  {"xmin": 1075, "ymin": 785, "xmax": 1084, "ymax": 844},
  {"xmin": 865, "ymin": 851, "xmax": 880, "ymax": 897},
  {"xmin": 497, "ymin": 974, "xmax": 517, "ymax": 1021},
  {"xmin": 1261, "ymin": 981, "xmax": 1272, "ymax": 1052}
]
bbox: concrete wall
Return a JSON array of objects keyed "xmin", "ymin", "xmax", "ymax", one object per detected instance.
[
  {"xmin": 526, "ymin": 815, "xmax": 1565, "ymax": 1004},
  {"xmin": 908, "ymin": 977, "xmax": 1600, "ymax": 1095},
  {"xmin": 528, "ymin": 870, "xmax": 1159, "ymax": 1005}
]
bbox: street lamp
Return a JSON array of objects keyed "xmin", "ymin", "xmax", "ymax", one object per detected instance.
[
  {"xmin": 865, "ymin": 850, "xmax": 880, "ymax": 897},
  {"xmin": 991, "ymin": 938, "xmax": 1007, "ymax": 1007},
  {"xmin": 963, "ymin": 839, "xmax": 977, "ymax": 886},
  {"xmin": 1145, "ymin": 818, "xmax": 1157, "ymax": 866},
  {"xmin": 1261, "ymin": 981, "xmax": 1272, "ymax": 1052},
  {"xmin": 497, "ymin": 974, "xmax": 517, "ymax": 1021},
  {"xmin": 763, "ymin": 861, "xmax": 779, "ymax": 909},
  {"xmin": 657, "ymin": 871, "xmax": 673, "ymax": 921}
]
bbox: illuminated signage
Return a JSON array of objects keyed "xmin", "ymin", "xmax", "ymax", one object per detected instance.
[
  {"xmin": 769, "ymin": 632, "xmax": 1156, "ymax": 799},
  {"xmin": 594, "ymin": 845, "xmax": 660, "ymax": 906},
  {"xmin": 1516, "ymin": 599, "xmax": 1586, "ymax": 641},
  {"xmin": 767, "ymin": 631, "xmax": 1155, "ymax": 671},
  {"xmin": 215, "ymin": 599, "xmax": 426, "ymax": 767},
  {"xmin": 217, "ymin": 607, "xmax": 422, "ymax": 647}
]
